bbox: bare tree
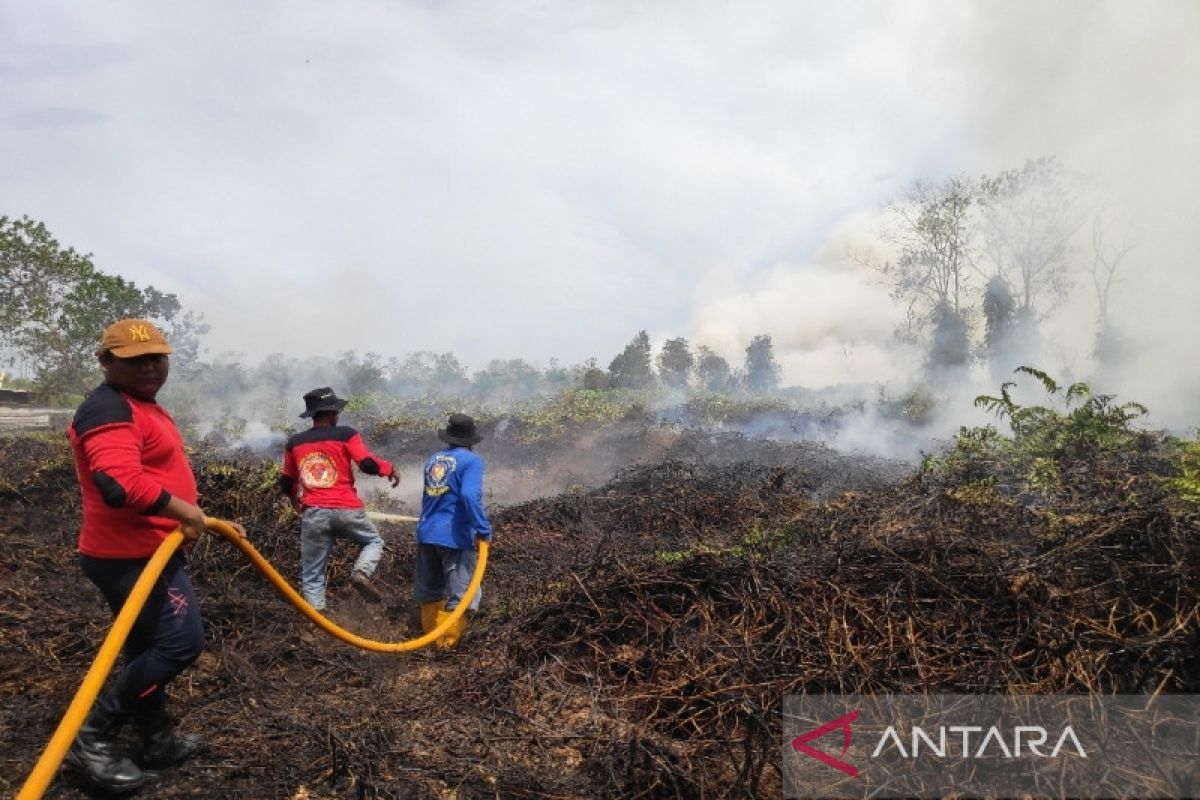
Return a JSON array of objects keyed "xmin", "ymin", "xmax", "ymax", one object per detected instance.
[
  {"xmin": 878, "ymin": 175, "xmax": 980, "ymax": 376},
  {"xmin": 979, "ymin": 158, "xmax": 1083, "ymax": 318},
  {"xmin": 1088, "ymin": 208, "xmax": 1136, "ymax": 367},
  {"xmin": 881, "ymin": 176, "xmax": 980, "ymax": 325},
  {"xmin": 1089, "ymin": 209, "xmax": 1135, "ymax": 332}
]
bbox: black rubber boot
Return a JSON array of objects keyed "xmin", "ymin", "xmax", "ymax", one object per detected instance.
[
  {"xmin": 134, "ymin": 709, "xmax": 205, "ymax": 773},
  {"xmin": 65, "ymin": 706, "xmax": 145, "ymax": 793}
]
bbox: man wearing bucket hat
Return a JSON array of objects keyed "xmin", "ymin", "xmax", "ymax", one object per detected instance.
[
  {"xmin": 414, "ymin": 413, "xmax": 493, "ymax": 648},
  {"xmin": 66, "ymin": 318, "xmax": 247, "ymax": 793},
  {"xmin": 280, "ymin": 387, "xmax": 399, "ymax": 611}
]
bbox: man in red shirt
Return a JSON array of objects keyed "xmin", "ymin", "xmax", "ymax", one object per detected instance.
[
  {"xmin": 67, "ymin": 318, "xmax": 246, "ymax": 793},
  {"xmin": 280, "ymin": 387, "xmax": 399, "ymax": 611}
]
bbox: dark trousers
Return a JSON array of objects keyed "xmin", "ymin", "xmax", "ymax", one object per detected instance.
[{"xmin": 79, "ymin": 553, "xmax": 205, "ymax": 720}]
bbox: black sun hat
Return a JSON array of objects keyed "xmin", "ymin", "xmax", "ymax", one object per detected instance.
[
  {"xmin": 438, "ymin": 413, "xmax": 483, "ymax": 446},
  {"xmin": 299, "ymin": 387, "xmax": 348, "ymax": 418}
]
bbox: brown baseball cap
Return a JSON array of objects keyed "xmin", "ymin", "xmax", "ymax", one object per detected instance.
[{"xmin": 98, "ymin": 318, "xmax": 173, "ymax": 358}]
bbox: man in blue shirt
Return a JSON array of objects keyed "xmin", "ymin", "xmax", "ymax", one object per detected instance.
[{"xmin": 415, "ymin": 414, "xmax": 492, "ymax": 648}]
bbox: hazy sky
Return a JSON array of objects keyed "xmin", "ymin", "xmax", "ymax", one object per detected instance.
[{"xmin": 2, "ymin": 2, "xmax": 1197, "ymax": 407}]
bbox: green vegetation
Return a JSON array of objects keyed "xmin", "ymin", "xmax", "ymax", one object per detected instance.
[
  {"xmin": 655, "ymin": 542, "xmax": 722, "ymax": 564},
  {"xmin": 683, "ymin": 394, "xmax": 792, "ymax": 425},
  {"xmin": 921, "ymin": 366, "xmax": 1181, "ymax": 502},
  {"xmin": 926, "ymin": 367, "xmax": 1142, "ymax": 484},
  {"xmin": 1, "ymin": 216, "xmax": 207, "ymax": 400},
  {"xmin": 732, "ymin": 523, "xmax": 799, "ymax": 557},
  {"xmin": 652, "ymin": 519, "xmax": 800, "ymax": 566},
  {"xmin": 973, "ymin": 366, "xmax": 1147, "ymax": 455},
  {"xmin": 1165, "ymin": 434, "xmax": 1200, "ymax": 502}
]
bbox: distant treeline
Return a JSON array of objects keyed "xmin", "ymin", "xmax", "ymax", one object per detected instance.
[{"xmin": 2, "ymin": 155, "xmax": 1137, "ymax": 404}]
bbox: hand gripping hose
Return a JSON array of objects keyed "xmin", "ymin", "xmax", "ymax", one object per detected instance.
[{"xmin": 17, "ymin": 517, "xmax": 488, "ymax": 800}]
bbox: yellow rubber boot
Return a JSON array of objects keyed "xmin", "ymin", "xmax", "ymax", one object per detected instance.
[
  {"xmin": 420, "ymin": 602, "xmax": 443, "ymax": 634},
  {"xmin": 443, "ymin": 615, "xmax": 468, "ymax": 649},
  {"xmin": 434, "ymin": 610, "xmax": 468, "ymax": 649}
]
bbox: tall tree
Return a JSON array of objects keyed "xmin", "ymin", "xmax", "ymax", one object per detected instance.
[
  {"xmin": 2, "ymin": 217, "xmax": 77, "ymax": 331},
  {"xmin": 431, "ymin": 352, "xmax": 471, "ymax": 395},
  {"xmin": 927, "ymin": 302, "xmax": 971, "ymax": 377},
  {"xmin": 743, "ymin": 334, "xmax": 781, "ymax": 393},
  {"xmin": 656, "ymin": 337, "xmax": 694, "ymax": 389},
  {"xmin": 579, "ymin": 357, "xmax": 610, "ymax": 390},
  {"xmin": 0, "ymin": 216, "xmax": 203, "ymax": 396},
  {"xmin": 336, "ymin": 350, "xmax": 387, "ymax": 397},
  {"xmin": 608, "ymin": 330, "xmax": 655, "ymax": 390},
  {"xmin": 472, "ymin": 358, "xmax": 542, "ymax": 398},
  {"xmin": 695, "ymin": 346, "xmax": 733, "ymax": 393},
  {"xmin": 389, "ymin": 351, "xmax": 469, "ymax": 395},
  {"xmin": 389, "ymin": 352, "xmax": 435, "ymax": 394},
  {"xmin": 981, "ymin": 275, "xmax": 1017, "ymax": 378},
  {"xmin": 198, "ymin": 352, "xmax": 250, "ymax": 403},
  {"xmin": 882, "ymin": 176, "xmax": 980, "ymax": 324},
  {"xmin": 161, "ymin": 309, "xmax": 211, "ymax": 382},
  {"xmin": 1088, "ymin": 209, "xmax": 1136, "ymax": 368},
  {"xmin": 2, "ymin": 216, "xmax": 96, "ymax": 392},
  {"xmin": 254, "ymin": 352, "xmax": 301, "ymax": 395},
  {"xmin": 543, "ymin": 358, "xmax": 572, "ymax": 392},
  {"xmin": 979, "ymin": 157, "xmax": 1082, "ymax": 319},
  {"xmin": 878, "ymin": 177, "xmax": 980, "ymax": 373}
]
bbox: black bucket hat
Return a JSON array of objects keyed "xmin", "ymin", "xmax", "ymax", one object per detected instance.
[
  {"xmin": 299, "ymin": 387, "xmax": 348, "ymax": 418},
  {"xmin": 438, "ymin": 413, "xmax": 483, "ymax": 446}
]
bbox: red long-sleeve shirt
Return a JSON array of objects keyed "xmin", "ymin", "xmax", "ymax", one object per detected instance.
[
  {"xmin": 68, "ymin": 385, "xmax": 198, "ymax": 558},
  {"xmin": 281, "ymin": 426, "xmax": 395, "ymax": 509}
]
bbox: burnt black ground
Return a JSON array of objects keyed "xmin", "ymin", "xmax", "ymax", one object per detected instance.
[{"xmin": 1, "ymin": 428, "xmax": 1194, "ymax": 799}]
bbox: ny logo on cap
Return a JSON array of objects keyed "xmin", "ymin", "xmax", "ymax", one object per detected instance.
[{"xmin": 128, "ymin": 324, "xmax": 152, "ymax": 342}]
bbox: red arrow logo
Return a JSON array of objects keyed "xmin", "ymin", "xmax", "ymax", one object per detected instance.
[{"xmin": 791, "ymin": 709, "xmax": 859, "ymax": 778}]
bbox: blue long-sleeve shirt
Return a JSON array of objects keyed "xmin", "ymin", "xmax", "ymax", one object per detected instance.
[{"xmin": 416, "ymin": 446, "xmax": 492, "ymax": 549}]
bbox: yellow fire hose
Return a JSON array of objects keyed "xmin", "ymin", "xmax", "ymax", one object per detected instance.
[{"xmin": 17, "ymin": 517, "xmax": 488, "ymax": 800}]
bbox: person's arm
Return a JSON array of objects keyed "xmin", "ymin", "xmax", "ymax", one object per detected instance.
[
  {"xmin": 460, "ymin": 457, "xmax": 492, "ymax": 541},
  {"xmin": 279, "ymin": 448, "xmax": 299, "ymax": 501},
  {"xmin": 81, "ymin": 424, "xmax": 177, "ymax": 517},
  {"xmin": 347, "ymin": 432, "xmax": 400, "ymax": 487},
  {"xmin": 82, "ymin": 426, "xmax": 245, "ymax": 542}
]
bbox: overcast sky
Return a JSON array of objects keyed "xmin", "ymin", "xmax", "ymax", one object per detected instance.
[{"xmin": 2, "ymin": 1, "xmax": 1197, "ymax": 415}]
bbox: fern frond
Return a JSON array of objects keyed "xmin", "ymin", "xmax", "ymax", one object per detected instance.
[{"xmin": 1015, "ymin": 366, "xmax": 1058, "ymax": 394}]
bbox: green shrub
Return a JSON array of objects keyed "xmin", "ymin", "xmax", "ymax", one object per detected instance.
[
  {"xmin": 1165, "ymin": 433, "xmax": 1200, "ymax": 502},
  {"xmin": 926, "ymin": 366, "xmax": 1151, "ymax": 494}
]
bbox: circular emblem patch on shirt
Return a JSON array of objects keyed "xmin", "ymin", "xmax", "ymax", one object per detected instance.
[
  {"xmin": 299, "ymin": 452, "xmax": 339, "ymax": 489},
  {"xmin": 424, "ymin": 454, "xmax": 456, "ymax": 497}
]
